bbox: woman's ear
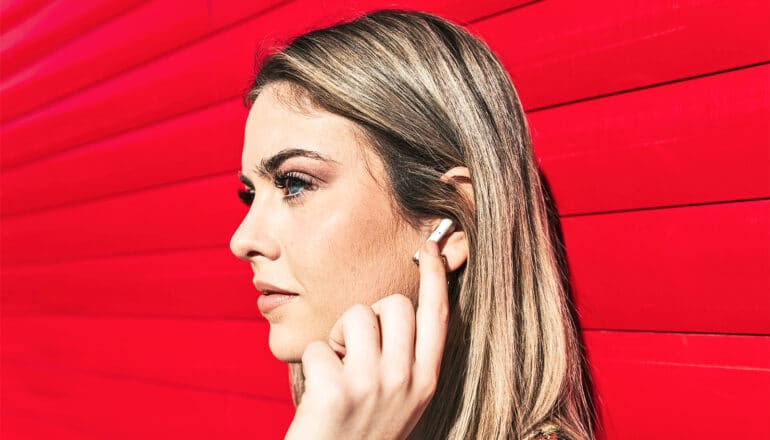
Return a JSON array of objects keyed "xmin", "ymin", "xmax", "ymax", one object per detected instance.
[
  {"xmin": 438, "ymin": 228, "xmax": 468, "ymax": 272},
  {"xmin": 437, "ymin": 166, "xmax": 473, "ymax": 272}
]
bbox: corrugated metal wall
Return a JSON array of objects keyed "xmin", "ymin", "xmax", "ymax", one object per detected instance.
[{"xmin": 1, "ymin": 1, "xmax": 768, "ymax": 438}]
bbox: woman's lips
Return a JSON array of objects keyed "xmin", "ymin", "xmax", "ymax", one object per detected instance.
[
  {"xmin": 253, "ymin": 280, "xmax": 299, "ymax": 315},
  {"xmin": 257, "ymin": 291, "xmax": 298, "ymax": 314}
]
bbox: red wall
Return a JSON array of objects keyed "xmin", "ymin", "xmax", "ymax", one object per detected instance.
[{"xmin": 1, "ymin": 0, "xmax": 768, "ymax": 438}]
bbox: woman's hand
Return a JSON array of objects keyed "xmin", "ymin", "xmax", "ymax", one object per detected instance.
[{"xmin": 284, "ymin": 240, "xmax": 449, "ymax": 440}]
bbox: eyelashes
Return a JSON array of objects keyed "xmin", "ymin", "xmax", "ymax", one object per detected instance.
[
  {"xmin": 274, "ymin": 171, "xmax": 317, "ymax": 202},
  {"xmin": 237, "ymin": 187, "xmax": 255, "ymax": 206},
  {"xmin": 238, "ymin": 171, "xmax": 318, "ymax": 206}
]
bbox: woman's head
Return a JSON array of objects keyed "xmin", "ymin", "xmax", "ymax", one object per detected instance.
[
  {"xmin": 231, "ymin": 9, "xmax": 593, "ymax": 439},
  {"xmin": 231, "ymin": 81, "xmax": 470, "ymax": 360}
]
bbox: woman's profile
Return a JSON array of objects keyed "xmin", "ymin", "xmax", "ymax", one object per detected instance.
[{"xmin": 230, "ymin": 9, "xmax": 595, "ymax": 440}]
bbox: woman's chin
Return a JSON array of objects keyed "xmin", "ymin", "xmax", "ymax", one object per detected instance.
[{"xmin": 267, "ymin": 325, "xmax": 306, "ymax": 363}]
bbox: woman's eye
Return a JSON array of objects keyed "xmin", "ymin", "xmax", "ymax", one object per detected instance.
[
  {"xmin": 274, "ymin": 172, "xmax": 317, "ymax": 202},
  {"xmin": 284, "ymin": 176, "xmax": 306, "ymax": 195},
  {"xmin": 236, "ymin": 172, "xmax": 317, "ymax": 207}
]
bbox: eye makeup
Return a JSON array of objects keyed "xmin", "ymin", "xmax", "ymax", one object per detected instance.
[
  {"xmin": 273, "ymin": 170, "xmax": 318, "ymax": 204},
  {"xmin": 237, "ymin": 172, "xmax": 255, "ymax": 206},
  {"xmin": 238, "ymin": 187, "xmax": 255, "ymax": 205},
  {"xmin": 236, "ymin": 169, "xmax": 319, "ymax": 206},
  {"xmin": 255, "ymin": 148, "xmax": 339, "ymax": 180}
]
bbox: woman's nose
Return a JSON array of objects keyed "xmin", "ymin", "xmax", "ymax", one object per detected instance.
[{"xmin": 229, "ymin": 206, "xmax": 280, "ymax": 262}]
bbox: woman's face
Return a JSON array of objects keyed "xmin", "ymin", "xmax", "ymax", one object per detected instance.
[{"xmin": 230, "ymin": 83, "xmax": 424, "ymax": 362}]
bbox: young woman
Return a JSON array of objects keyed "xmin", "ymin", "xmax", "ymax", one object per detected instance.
[{"xmin": 230, "ymin": 9, "xmax": 595, "ymax": 440}]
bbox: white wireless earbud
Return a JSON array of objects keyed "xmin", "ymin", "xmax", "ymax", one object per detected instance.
[{"xmin": 412, "ymin": 218, "xmax": 455, "ymax": 264}]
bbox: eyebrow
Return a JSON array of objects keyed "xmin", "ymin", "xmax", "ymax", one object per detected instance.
[{"xmin": 238, "ymin": 148, "xmax": 338, "ymax": 186}]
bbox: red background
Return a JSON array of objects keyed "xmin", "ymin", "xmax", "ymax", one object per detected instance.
[{"xmin": 1, "ymin": 0, "xmax": 769, "ymax": 438}]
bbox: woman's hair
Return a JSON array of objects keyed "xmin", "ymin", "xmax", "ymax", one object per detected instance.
[{"xmin": 244, "ymin": 9, "xmax": 595, "ymax": 440}]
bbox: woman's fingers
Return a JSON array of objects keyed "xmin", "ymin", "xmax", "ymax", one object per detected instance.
[
  {"xmin": 371, "ymin": 294, "xmax": 416, "ymax": 380},
  {"xmin": 301, "ymin": 340, "xmax": 343, "ymax": 386},
  {"xmin": 413, "ymin": 239, "xmax": 450, "ymax": 383},
  {"xmin": 322, "ymin": 237, "xmax": 448, "ymax": 400},
  {"xmin": 328, "ymin": 303, "xmax": 382, "ymax": 366},
  {"xmin": 294, "ymin": 252, "xmax": 448, "ymax": 440}
]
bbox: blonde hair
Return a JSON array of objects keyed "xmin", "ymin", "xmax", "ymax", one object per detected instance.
[{"xmin": 245, "ymin": 10, "xmax": 595, "ymax": 439}]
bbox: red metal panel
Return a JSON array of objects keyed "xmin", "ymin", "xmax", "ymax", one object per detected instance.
[
  {"xmin": 0, "ymin": 0, "xmax": 287, "ymax": 123},
  {"xmin": 566, "ymin": 200, "xmax": 770, "ymax": 335},
  {"xmin": 532, "ymin": 64, "xmax": 770, "ymax": 215},
  {"xmin": 0, "ymin": 0, "xmax": 523, "ymax": 124},
  {"xmin": 0, "ymin": 173, "xmax": 242, "ymax": 265},
  {"xmin": 0, "ymin": 247, "xmax": 260, "ymax": 319},
  {"xmin": 205, "ymin": 0, "xmax": 534, "ymax": 27},
  {"xmin": 1, "ymin": 315, "xmax": 290, "ymax": 400},
  {"xmin": 0, "ymin": 0, "xmax": 50, "ymax": 33},
  {"xmin": 1, "ymin": 408, "xmax": 102, "ymax": 440},
  {"xmin": 0, "ymin": 0, "xmax": 144, "ymax": 79},
  {"xmin": 0, "ymin": 99, "xmax": 247, "ymax": 218},
  {"xmin": 468, "ymin": 0, "xmax": 770, "ymax": 110},
  {"xmin": 586, "ymin": 331, "xmax": 770, "ymax": 439},
  {"xmin": 1, "ymin": 362, "xmax": 295, "ymax": 439}
]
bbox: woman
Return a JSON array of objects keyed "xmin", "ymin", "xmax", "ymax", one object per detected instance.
[{"xmin": 230, "ymin": 9, "xmax": 595, "ymax": 440}]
